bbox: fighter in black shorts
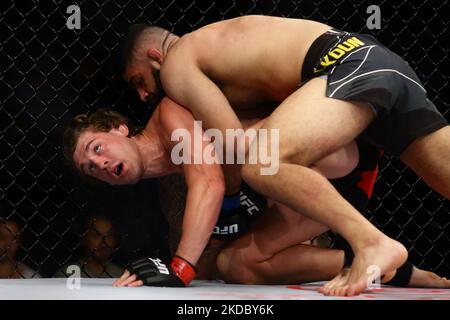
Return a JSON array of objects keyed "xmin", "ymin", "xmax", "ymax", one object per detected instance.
[
  {"xmin": 302, "ymin": 29, "xmax": 448, "ymax": 155},
  {"xmin": 119, "ymin": 17, "xmax": 449, "ymax": 295},
  {"xmin": 65, "ymin": 98, "xmax": 448, "ymax": 289},
  {"xmin": 156, "ymin": 140, "xmax": 450, "ymax": 288}
]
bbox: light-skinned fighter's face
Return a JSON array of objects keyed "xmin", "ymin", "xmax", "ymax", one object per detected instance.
[{"xmin": 73, "ymin": 125, "xmax": 144, "ymax": 185}]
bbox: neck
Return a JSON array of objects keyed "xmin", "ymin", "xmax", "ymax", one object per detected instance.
[
  {"xmin": 161, "ymin": 32, "xmax": 179, "ymax": 56},
  {"xmin": 133, "ymin": 125, "xmax": 178, "ymax": 178}
]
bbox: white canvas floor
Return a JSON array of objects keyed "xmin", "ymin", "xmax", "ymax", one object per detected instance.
[{"xmin": 0, "ymin": 278, "xmax": 449, "ymax": 300}]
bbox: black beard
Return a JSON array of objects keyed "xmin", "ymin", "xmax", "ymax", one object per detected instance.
[{"xmin": 148, "ymin": 67, "xmax": 165, "ymax": 107}]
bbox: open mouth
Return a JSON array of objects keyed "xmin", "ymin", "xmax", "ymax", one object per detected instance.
[{"xmin": 114, "ymin": 163, "xmax": 123, "ymax": 176}]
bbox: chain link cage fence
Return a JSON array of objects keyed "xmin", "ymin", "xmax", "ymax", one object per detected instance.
[{"xmin": 1, "ymin": 0, "xmax": 448, "ymax": 279}]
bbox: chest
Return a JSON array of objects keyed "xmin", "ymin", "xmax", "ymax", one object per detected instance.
[{"xmin": 219, "ymin": 82, "xmax": 277, "ymax": 109}]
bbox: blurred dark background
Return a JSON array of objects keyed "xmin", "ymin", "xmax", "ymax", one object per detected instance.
[{"xmin": 1, "ymin": 0, "xmax": 448, "ymax": 278}]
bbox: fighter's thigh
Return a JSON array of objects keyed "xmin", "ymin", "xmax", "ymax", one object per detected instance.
[
  {"xmin": 399, "ymin": 125, "xmax": 450, "ymax": 198},
  {"xmin": 258, "ymin": 77, "xmax": 375, "ymax": 165}
]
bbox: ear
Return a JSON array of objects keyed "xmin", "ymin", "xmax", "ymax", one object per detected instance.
[
  {"xmin": 146, "ymin": 48, "xmax": 163, "ymax": 64},
  {"xmin": 117, "ymin": 124, "xmax": 130, "ymax": 137},
  {"xmin": 110, "ymin": 124, "xmax": 130, "ymax": 137}
]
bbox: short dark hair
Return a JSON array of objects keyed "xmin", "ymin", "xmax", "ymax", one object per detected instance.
[
  {"xmin": 116, "ymin": 24, "xmax": 163, "ymax": 77},
  {"xmin": 62, "ymin": 108, "xmax": 142, "ymax": 172}
]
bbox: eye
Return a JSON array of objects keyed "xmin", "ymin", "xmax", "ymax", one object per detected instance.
[
  {"xmin": 135, "ymin": 78, "xmax": 144, "ymax": 88},
  {"xmin": 94, "ymin": 145, "xmax": 102, "ymax": 154}
]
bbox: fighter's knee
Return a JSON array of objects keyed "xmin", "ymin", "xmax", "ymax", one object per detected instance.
[
  {"xmin": 216, "ymin": 248, "xmax": 230, "ymax": 276},
  {"xmin": 440, "ymin": 188, "xmax": 450, "ymax": 200},
  {"xmin": 217, "ymin": 248, "xmax": 243, "ymax": 283},
  {"xmin": 434, "ymin": 183, "xmax": 450, "ymax": 199},
  {"xmin": 216, "ymin": 247, "xmax": 257, "ymax": 284},
  {"xmin": 241, "ymin": 163, "xmax": 276, "ymax": 195}
]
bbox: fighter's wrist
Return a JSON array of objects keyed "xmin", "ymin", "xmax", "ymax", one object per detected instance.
[{"xmin": 171, "ymin": 255, "xmax": 197, "ymax": 286}]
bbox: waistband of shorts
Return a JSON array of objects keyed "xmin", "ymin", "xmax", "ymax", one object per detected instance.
[{"xmin": 301, "ymin": 28, "xmax": 351, "ymax": 82}]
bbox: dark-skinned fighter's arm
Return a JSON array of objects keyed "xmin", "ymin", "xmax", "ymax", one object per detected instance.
[{"xmin": 161, "ymin": 55, "xmax": 243, "ymax": 195}]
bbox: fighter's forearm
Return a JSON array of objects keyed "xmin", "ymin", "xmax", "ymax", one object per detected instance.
[{"xmin": 175, "ymin": 177, "xmax": 225, "ymax": 265}]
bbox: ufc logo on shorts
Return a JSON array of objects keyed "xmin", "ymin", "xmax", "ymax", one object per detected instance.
[
  {"xmin": 149, "ymin": 258, "xmax": 169, "ymax": 274},
  {"xmin": 214, "ymin": 224, "xmax": 238, "ymax": 235},
  {"xmin": 240, "ymin": 192, "xmax": 260, "ymax": 216}
]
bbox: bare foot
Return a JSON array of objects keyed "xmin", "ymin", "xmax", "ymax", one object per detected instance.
[
  {"xmin": 382, "ymin": 266, "xmax": 450, "ymax": 288},
  {"xmin": 318, "ymin": 267, "xmax": 350, "ymax": 295},
  {"xmin": 324, "ymin": 236, "xmax": 408, "ymax": 296}
]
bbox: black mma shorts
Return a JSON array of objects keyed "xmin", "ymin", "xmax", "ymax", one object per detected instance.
[{"xmin": 301, "ymin": 29, "xmax": 448, "ymax": 156}]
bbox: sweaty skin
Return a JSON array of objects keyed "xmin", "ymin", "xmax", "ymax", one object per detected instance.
[
  {"xmin": 212, "ymin": 199, "xmax": 450, "ymax": 289},
  {"xmin": 125, "ymin": 16, "xmax": 408, "ymax": 296},
  {"xmin": 106, "ymin": 100, "xmax": 450, "ymax": 289},
  {"xmin": 107, "ymin": 97, "xmax": 362, "ymax": 287},
  {"xmin": 74, "ymin": 98, "xmax": 225, "ymax": 269},
  {"xmin": 72, "ymin": 97, "xmax": 356, "ymax": 282},
  {"xmin": 128, "ymin": 17, "xmax": 331, "ymax": 133}
]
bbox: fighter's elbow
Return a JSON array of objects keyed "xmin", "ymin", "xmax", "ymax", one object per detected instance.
[{"xmin": 203, "ymin": 166, "xmax": 225, "ymax": 192}]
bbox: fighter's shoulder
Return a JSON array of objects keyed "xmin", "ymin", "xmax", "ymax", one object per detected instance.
[
  {"xmin": 162, "ymin": 29, "xmax": 215, "ymax": 71},
  {"xmin": 160, "ymin": 36, "xmax": 203, "ymax": 93},
  {"xmin": 158, "ymin": 97, "xmax": 194, "ymax": 130},
  {"xmin": 164, "ymin": 32, "xmax": 205, "ymax": 64}
]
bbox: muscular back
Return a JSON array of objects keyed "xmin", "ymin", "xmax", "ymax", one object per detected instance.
[{"xmin": 164, "ymin": 16, "xmax": 331, "ymax": 108}]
